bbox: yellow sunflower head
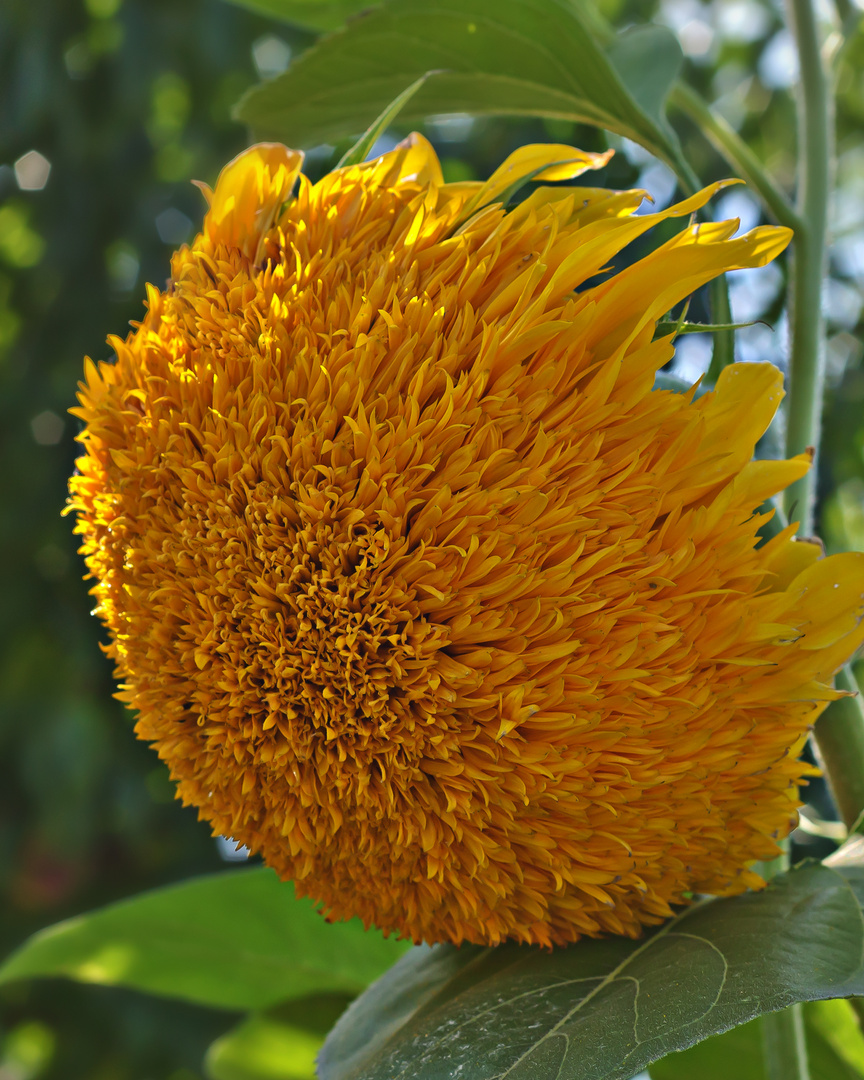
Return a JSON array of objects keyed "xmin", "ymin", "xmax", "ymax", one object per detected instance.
[{"xmin": 69, "ymin": 135, "xmax": 864, "ymax": 946}]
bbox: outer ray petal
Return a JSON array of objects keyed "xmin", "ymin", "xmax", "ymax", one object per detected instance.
[
  {"xmin": 459, "ymin": 143, "xmax": 614, "ymax": 218},
  {"xmin": 359, "ymin": 131, "xmax": 445, "ymax": 189},
  {"xmin": 203, "ymin": 143, "xmax": 303, "ymax": 259},
  {"xmin": 585, "ymin": 224, "xmax": 793, "ymax": 352}
]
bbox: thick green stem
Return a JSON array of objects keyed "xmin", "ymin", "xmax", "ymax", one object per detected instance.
[
  {"xmin": 782, "ymin": 0, "xmax": 832, "ymax": 534},
  {"xmin": 761, "ymin": 838, "xmax": 808, "ymax": 1077},
  {"xmin": 762, "ymin": 1006, "xmax": 811, "ymax": 1080},
  {"xmin": 780, "ymin": 0, "xmax": 864, "ymax": 913},
  {"xmin": 761, "ymin": 7, "xmax": 829, "ymax": 1079},
  {"xmin": 815, "ymin": 667, "xmax": 864, "ymax": 830},
  {"xmin": 668, "ymin": 82, "xmax": 801, "ymax": 232}
]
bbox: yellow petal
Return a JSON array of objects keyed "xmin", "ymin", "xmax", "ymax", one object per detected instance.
[
  {"xmin": 762, "ymin": 533, "xmax": 822, "ymax": 592},
  {"xmin": 363, "ymin": 132, "xmax": 444, "ymax": 188},
  {"xmin": 730, "ymin": 456, "xmax": 811, "ymax": 508},
  {"xmin": 786, "ymin": 552, "xmax": 864, "ymax": 650},
  {"xmin": 697, "ymin": 363, "xmax": 786, "ymax": 467},
  {"xmin": 460, "ymin": 143, "xmax": 614, "ymax": 219},
  {"xmin": 506, "ymin": 185, "xmax": 647, "ymax": 231},
  {"xmin": 204, "ymin": 143, "xmax": 303, "ymax": 258},
  {"xmin": 541, "ymin": 180, "xmax": 741, "ymax": 309},
  {"xmin": 584, "ymin": 223, "xmax": 793, "ymax": 353}
]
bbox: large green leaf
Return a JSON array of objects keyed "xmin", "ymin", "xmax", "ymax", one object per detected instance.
[
  {"xmin": 0, "ymin": 869, "xmax": 409, "ymax": 1011},
  {"xmin": 318, "ymin": 864, "xmax": 864, "ymax": 1080},
  {"xmin": 649, "ymin": 1000, "xmax": 864, "ymax": 1080},
  {"xmin": 234, "ymin": 0, "xmax": 686, "ymax": 174}
]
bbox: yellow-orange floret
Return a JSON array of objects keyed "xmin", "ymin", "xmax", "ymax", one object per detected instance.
[{"xmin": 68, "ymin": 136, "xmax": 864, "ymax": 946}]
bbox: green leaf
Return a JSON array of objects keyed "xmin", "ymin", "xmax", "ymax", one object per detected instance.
[
  {"xmin": 207, "ymin": 1016, "xmax": 321, "ymax": 1080},
  {"xmin": 808, "ymin": 998, "xmax": 864, "ymax": 1075},
  {"xmin": 649, "ymin": 1001, "xmax": 864, "ymax": 1080},
  {"xmin": 234, "ymin": 0, "xmax": 687, "ymax": 174},
  {"xmin": 606, "ymin": 25, "xmax": 683, "ymax": 130},
  {"xmin": 0, "ymin": 869, "xmax": 409, "ymax": 1011},
  {"xmin": 222, "ymin": 0, "xmax": 374, "ymax": 34},
  {"xmin": 205, "ymin": 995, "xmax": 352, "ymax": 1080},
  {"xmin": 318, "ymin": 864, "xmax": 864, "ymax": 1080},
  {"xmin": 337, "ymin": 73, "xmax": 435, "ymax": 168}
]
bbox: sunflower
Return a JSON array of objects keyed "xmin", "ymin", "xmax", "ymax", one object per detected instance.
[{"xmin": 69, "ymin": 136, "xmax": 864, "ymax": 947}]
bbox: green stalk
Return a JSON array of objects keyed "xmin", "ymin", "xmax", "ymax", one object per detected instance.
[
  {"xmin": 760, "ymin": 4, "xmax": 831, "ymax": 1077},
  {"xmin": 759, "ymin": 834, "xmax": 808, "ymax": 1078},
  {"xmin": 781, "ymin": 0, "xmax": 864, "ymax": 850},
  {"xmin": 668, "ymin": 83, "xmax": 802, "ymax": 232},
  {"xmin": 762, "ymin": 1005, "xmax": 811, "ymax": 1080},
  {"xmin": 782, "ymin": 0, "xmax": 831, "ymax": 534},
  {"xmin": 705, "ymin": 276, "xmax": 735, "ymax": 382}
]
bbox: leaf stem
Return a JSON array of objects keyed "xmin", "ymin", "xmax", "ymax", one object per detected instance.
[
  {"xmin": 782, "ymin": 0, "xmax": 832, "ymax": 534},
  {"xmin": 762, "ymin": 1005, "xmax": 811, "ymax": 1080},
  {"xmin": 667, "ymin": 82, "xmax": 802, "ymax": 232}
]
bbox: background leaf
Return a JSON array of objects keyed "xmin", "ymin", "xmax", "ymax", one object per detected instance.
[
  {"xmin": 0, "ymin": 869, "xmax": 410, "ymax": 1011},
  {"xmin": 234, "ymin": 0, "xmax": 686, "ymax": 173},
  {"xmin": 649, "ymin": 1000, "xmax": 864, "ymax": 1080},
  {"xmin": 318, "ymin": 864, "xmax": 864, "ymax": 1080},
  {"xmin": 605, "ymin": 25, "xmax": 682, "ymax": 130}
]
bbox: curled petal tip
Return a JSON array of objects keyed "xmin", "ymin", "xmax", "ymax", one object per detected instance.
[{"xmin": 204, "ymin": 142, "xmax": 304, "ymax": 257}]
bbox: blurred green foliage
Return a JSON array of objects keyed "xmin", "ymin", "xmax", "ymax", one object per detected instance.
[{"xmin": 1, "ymin": 0, "xmax": 863, "ymax": 1073}]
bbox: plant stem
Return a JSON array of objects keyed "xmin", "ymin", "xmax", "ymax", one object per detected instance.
[
  {"xmin": 705, "ymin": 277, "xmax": 734, "ymax": 382},
  {"xmin": 761, "ymin": 840, "xmax": 809, "ymax": 1078},
  {"xmin": 781, "ymin": 0, "xmax": 864, "ymax": 902},
  {"xmin": 762, "ymin": 1005, "xmax": 811, "ymax": 1080},
  {"xmin": 668, "ymin": 82, "xmax": 802, "ymax": 232},
  {"xmin": 815, "ymin": 667, "xmax": 864, "ymax": 830},
  {"xmin": 782, "ymin": 0, "xmax": 832, "ymax": 534},
  {"xmin": 761, "ymin": 7, "xmax": 828, "ymax": 1080}
]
